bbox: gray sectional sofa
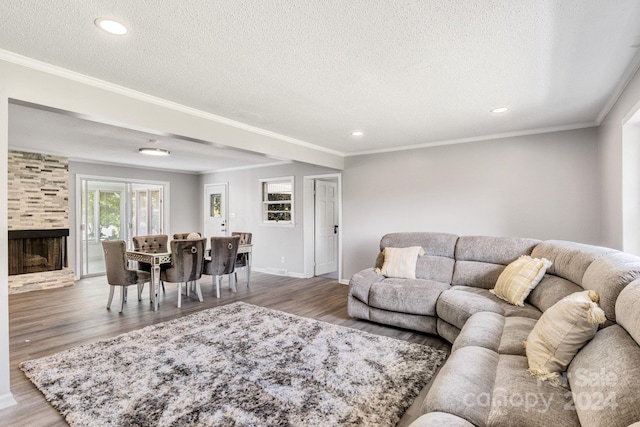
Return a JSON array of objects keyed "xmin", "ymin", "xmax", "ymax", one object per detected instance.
[{"xmin": 347, "ymin": 232, "xmax": 640, "ymax": 427}]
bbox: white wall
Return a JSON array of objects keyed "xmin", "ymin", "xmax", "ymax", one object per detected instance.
[
  {"xmin": 200, "ymin": 162, "xmax": 337, "ymax": 277},
  {"xmin": 600, "ymin": 67, "xmax": 640, "ymax": 249},
  {"xmin": 68, "ymin": 161, "xmax": 201, "ymax": 272},
  {"xmin": 342, "ymin": 128, "xmax": 600, "ymax": 278}
]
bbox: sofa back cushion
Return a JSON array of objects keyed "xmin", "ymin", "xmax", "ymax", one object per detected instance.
[
  {"xmin": 377, "ymin": 232, "xmax": 458, "ymax": 284},
  {"xmin": 530, "ymin": 240, "xmax": 616, "ymax": 286},
  {"xmin": 568, "ymin": 324, "xmax": 640, "ymax": 427},
  {"xmin": 615, "ymin": 279, "xmax": 640, "ymax": 347},
  {"xmin": 582, "ymin": 252, "xmax": 640, "ymax": 326},
  {"xmin": 451, "ymin": 236, "xmax": 540, "ymax": 289},
  {"xmin": 565, "ymin": 279, "xmax": 640, "ymax": 426}
]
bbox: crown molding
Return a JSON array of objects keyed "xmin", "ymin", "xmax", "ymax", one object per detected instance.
[
  {"xmin": 345, "ymin": 122, "xmax": 598, "ymax": 157},
  {"xmin": 0, "ymin": 49, "xmax": 344, "ymax": 157}
]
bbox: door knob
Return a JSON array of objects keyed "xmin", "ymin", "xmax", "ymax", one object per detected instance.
[{"xmin": 334, "ymin": 225, "xmax": 339, "ymax": 234}]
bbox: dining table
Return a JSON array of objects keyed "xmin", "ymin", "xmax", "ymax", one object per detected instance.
[{"xmin": 126, "ymin": 243, "xmax": 253, "ymax": 311}]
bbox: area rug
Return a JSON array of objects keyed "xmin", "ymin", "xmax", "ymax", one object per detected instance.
[{"xmin": 20, "ymin": 302, "xmax": 447, "ymax": 426}]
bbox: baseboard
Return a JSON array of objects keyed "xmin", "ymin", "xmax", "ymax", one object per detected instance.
[
  {"xmin": 339, "ymin": 279, "xmax": 349, "ymax": 285},
  {"xmin": 252, "ymin": 267, "xmax": 305, "ymax": 279},
  {"xmin": 0, "ymin": 392, "xmax": 17, "ymax": 410}
]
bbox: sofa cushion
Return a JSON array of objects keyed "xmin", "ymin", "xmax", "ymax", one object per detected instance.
[
  {"xmin": 582, "ymin": 252, "xmax": 640, "ymax": 326},
  {"xmin": 348, "ymin": 268, "xmax": 380, "ymax": 304},
  {"xmin": 378, "ymin": 232, "xmax": 458, "ymax": 283},
  {"xmin": 438, "ymin": 287, "xmax": 541, "ymax": 330},
  {"xmin": 376, "ymin": 246, "xmax": 425, "ymax": 279},
  {"xmin": 451, "ymin": 236, "xmax": 540, "ymax": 289},
  {"xmin": 436, "ymin": 288, "xmax": 505, "ymax": 330},
  {"xmin": 526, "ymin": 291, "xmax": 606, "ymax": 382},
  {"xmin": 410, "ymin": 412, "xmax": 474, "ymax": 427},
  {"xmin": 486, "ymin": 354, "xmax": 580, "ymax": 427},
  {"xmin": 568, "ymin": 325, "xmax": 640, "ymax": 427},
  {"xmin": 451, "ymin": 312, "xmax": 504, "ymax": 353},
  {"xmin": 491, "ymin": 255, "xmax": 552, "ymax": 306},
  {"xmin": 527, "ymin": 273, "xmax": 582, "ymax": 313},
  {"xmin": 437, "ymin": 319, "xmax": 462, "ymax": 344},
  {"xmin": 369, "ymin": 278, "xmax": 450, "ymax": 316},
  {"xmin": 530, "ymin": 240, "xmax": 616, "ymax": 286},
  {"xmin": 498, "ymin": 316, "xmax": 537, "ymax": 356},
  {"xmin": 451, "ymin": 313, "xmax": 536, "ymax": 356},
  {"xmin": 369, "ymin": 306, "xmax": 438, "ymax": 335},
  {"xmin": 616, "ymin": 279, "xmax": 640, "ymax": 345},
  {"xmin": 454, "ymin": 235, "xmax": 540, "ymax": 265},
  {"xmin": 423, "ymin": 346, "xmax": 498, "ymax": 427}
]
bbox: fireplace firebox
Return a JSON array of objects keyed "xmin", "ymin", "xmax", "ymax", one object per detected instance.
[{"xmin": 8, "ymin": 229, "xmax": 69, "ymax": 276}]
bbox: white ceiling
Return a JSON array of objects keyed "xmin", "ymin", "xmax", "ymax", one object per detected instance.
[{"xmin": 2, "ymin": 1, "xmax": 640, "ymax": 173}]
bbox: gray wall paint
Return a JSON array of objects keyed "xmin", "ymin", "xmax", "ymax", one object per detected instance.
[
  {"xmin": 200, "ymin": 162, "xmax": 337, "ymax": 276},
  {"xmin": 342, "ymin": 128, "xmax": 600, "ymax": 278},
  {"xmin": 68, "ymin": 161, "xmax": 200, "ymax": 272}
]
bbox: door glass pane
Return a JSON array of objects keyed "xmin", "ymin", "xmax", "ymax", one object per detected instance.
[
  {"xmin": 150, "ymin": 190, "xmax": 161, "ymax": 235},
  {"xmin": 85, "ymin": 190, "xmax": 96, "ymax": 241},
  {"xmin": 210, "ymin": 193, "xmax": 222, "ymax": 217},
  {"xmin": 99, "ymin": 191, "xmax": 122, "ymax": 240},
  {"xmin": 138, "ymin": 192, "xmax": 148, "ymax": 235}
]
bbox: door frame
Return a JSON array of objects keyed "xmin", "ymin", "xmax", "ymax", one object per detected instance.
[
  {"xmin": 74, "ymin": 174, "xmax": 170, "ymax": 280},
  {"xmin": 203, "ymin": 182, "xmax": 229, "ymax": 238},
  {"xmin": 303, "ymin": 173, "xmax": 343, "ymax": 282}
]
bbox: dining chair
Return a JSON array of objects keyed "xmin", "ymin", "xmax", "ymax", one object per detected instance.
[
  {"xmin": 132, "ymin": 234, "xmax": 169, "ymax": 292},
  {"xmin": 173, "ymin": 232, "xmax": 202, "ymax": 240},
  {"xmin": 203, "ymin": 236, "xmax": 240, "ymax": 298},
  {"xmin": 232, "ymin": 232, "xmax": 252, "ymax": 286},
  {"xmin": 102, "ymin": 240, "xmax": 151, "ymax": 313},
  {"xmin": 160, "ymin": 238, "xmax": 207, "ymax": 308}
]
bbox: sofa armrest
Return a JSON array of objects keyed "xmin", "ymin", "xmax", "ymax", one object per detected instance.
[
  {"xmin": 409, "ymin": 412, "xmax": 474, "ymax": 427},
  {"xmin": 348, "ymin": 268, "xmax": 384, "ymax": 303}
]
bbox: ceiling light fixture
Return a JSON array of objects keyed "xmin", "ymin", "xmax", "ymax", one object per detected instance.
[
  {"xmin": 490, "ymin": 107, "xmax": 509, "ymax": 114},
  {"xmin": 139, "ymin": 148, "xmax": 170, "ymax": 156},
  {"xmin": 95, "ymin": 18, "xmax": 128, "ymax": 35},
  {"xmin": 351, "ymin": 130, "xmax": 364, "ymax": 137}
]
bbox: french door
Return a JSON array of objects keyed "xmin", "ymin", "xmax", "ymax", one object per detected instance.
[{"xmin": 78, "ymin": 177, "xmax": 166, "ymax": 278}]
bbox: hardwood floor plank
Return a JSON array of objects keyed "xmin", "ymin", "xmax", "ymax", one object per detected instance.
[{"xmin": 1, "ymin": 273, "xmax": 450, "ymax": 426}]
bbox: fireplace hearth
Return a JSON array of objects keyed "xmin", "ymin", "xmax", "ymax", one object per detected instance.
[{"xmin": 8, "ymin": 229, "xmax": 69, "ymax": 276}]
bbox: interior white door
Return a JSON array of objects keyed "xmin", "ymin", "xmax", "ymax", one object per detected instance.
[
  {"xmin": 314, "ymin": 180, "xmax": 338, "ymax": 276},
  {"xmin": 204, "ymin": 184, "xmax": 228, "ymax": 238}
]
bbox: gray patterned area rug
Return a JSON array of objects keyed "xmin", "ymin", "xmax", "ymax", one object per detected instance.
[{"xmin": 20, "ymin": 302, "xmax": 447, "ymax": 426}]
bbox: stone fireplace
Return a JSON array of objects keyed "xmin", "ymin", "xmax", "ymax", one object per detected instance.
[{"xmin": 7, "ymin": 151, "xmax": 74, "ymax": 294}]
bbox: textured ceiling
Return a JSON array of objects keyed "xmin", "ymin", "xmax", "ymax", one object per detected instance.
[{"xmin": 2, "ymin": 0, "xmax": 640, "ymax": 172}]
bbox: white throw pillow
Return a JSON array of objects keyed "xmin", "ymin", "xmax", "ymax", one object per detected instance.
[
  {"xmin": 375, "ymin": 246, "xmax": 425, "ymax": 279},
  {"xmin": 490, "ymin": 255, "xmax": 552, "ymax": 306},
  {"xmin": 525, "ymin": 290, "xmax": 606, "ymax": 382}
]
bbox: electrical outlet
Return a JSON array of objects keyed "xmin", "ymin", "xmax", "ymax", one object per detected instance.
[{"xmin": 281, "ymin": 256, "xmax": 285, "ymax": 264}]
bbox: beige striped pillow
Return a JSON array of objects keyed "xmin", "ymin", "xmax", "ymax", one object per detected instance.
[
  {"xmin": 376, "ymin": 246, "xmax": 425, "ymax": 279},
  {"xmin": 490, "ymin": 255, "xmax": 552, "ymax": 306}
]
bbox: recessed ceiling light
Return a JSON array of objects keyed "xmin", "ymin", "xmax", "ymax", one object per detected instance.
[
  {"xmin": 351, "ymin": 131, "xmax": 364, "ymax": 137},
  {"xmin": 95, "ymin": 18, "xmax": 128, "ymax": 35},
  {"xmin": 490, "ymin": 107, "xmax": 509, "ymax": 114},
  {"xmin": 139, "ymin": 148, "xmax": 170, "ymax": 156}
]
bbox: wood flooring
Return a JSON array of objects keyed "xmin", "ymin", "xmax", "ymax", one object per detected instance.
[{"xmin": 1, "ymin": 272, "xmax": 450, "ymax": 427}]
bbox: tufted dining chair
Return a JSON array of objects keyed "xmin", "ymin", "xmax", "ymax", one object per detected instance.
[
  {"xmin": 173, "ymin": 232, "xmax": 202, "ymax": 240},
  {"xmin": 102, "ymin": 240, "xmax": 151, "ymax": 313},
  {"xmin": 160, "ymin": 238, "xmax": 207, "ymax": 308},
  {"xmin": 232, "ymin": 232, "xmax": 252, "ymax": 286},
  {"xmin": 203, "ymin": 236, "xmax": 240, "ymax": 298},
  {"xmin": 132, "ymin": 234, "xmax": 169, "ymax": 292}
]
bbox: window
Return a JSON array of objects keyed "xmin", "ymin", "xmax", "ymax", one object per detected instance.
[{"xmin": 261, "ymin": 177, "xmax": 294, "ymax": 225}]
